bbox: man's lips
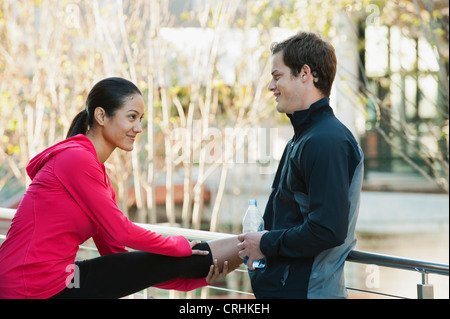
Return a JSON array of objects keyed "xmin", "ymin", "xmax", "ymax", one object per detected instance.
[
  {"xmin": 274, "ymin": 93, "xmax": 280, "ymax": 101},
  {"xmin": 127, "ymin": 135, "xmax": 136, "ymax": 141}
]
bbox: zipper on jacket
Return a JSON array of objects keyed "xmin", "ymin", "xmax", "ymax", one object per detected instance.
[{"xmin": 280, "ymin": 265, "xmax": 290, "ymax": 286}]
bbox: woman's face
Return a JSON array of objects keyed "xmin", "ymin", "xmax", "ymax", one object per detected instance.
[{"xmin": 101, "ymin": 93, "xmax": 145, "ymax": 152}]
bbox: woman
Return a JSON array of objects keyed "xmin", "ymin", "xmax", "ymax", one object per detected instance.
[{"xmin": 0, "ymin": 77, "xmax": 242, "ymax": 299}]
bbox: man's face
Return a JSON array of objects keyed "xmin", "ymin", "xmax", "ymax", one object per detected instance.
[{"xmin": 268, "ymin": 52, "xmax": 304, "ymax": 114}]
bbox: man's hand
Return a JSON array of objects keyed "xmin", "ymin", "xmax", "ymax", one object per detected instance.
[{"xmin": 237, "ymin": 231, "xmax": 268, "ymax": 271}]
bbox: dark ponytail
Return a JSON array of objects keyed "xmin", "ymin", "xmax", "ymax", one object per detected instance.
[
  {"xmin": 66, "ymin": 77, "xmax": 142, "ymax": 138},
  {"xmin": 66, "ymin": 109, "xmax": 90, "ymax": 138}
]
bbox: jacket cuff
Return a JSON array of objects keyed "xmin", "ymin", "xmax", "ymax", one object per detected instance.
[{"xmin": 260, "ymin": 230, "xmax": 285, "ymax": 257}]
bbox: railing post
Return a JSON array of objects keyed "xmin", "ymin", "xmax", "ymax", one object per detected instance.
[{"xmin": 417, "ymin": 271, "xmax": 434, "ymax": 299}]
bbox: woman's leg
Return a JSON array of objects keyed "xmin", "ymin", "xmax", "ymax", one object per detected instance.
[
  {"xmin": 207, "ymin": 236, "xmax": 243, "ymax": 273},
  {"xmin": 50, "ymin": 237, "xmax": 242, "ymax": 299},
  {"xmin": 51, "ymin": 243, "xmax": 212, "ymax": 299}
]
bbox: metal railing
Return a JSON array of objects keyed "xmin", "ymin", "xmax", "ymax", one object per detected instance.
[
  {"xmin": 1, "ymin": 207, "xmax": 448, "ymax": 299},
  {"xmin": 346, "ymin": 250, "xmax": 448, "ymax": 299}
]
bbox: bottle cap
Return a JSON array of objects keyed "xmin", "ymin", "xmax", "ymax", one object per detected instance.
[{"xmin": 248, "ymin": 199, "xmax": 257, "ymax": 206}]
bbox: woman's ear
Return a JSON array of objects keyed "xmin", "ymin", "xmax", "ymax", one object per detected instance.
[{"xmin": 93, "ymin": 107, "xmax": 106, "ymax": 126}]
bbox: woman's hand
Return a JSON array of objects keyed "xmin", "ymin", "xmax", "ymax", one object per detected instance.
[
  {"xmin": 189, "ymin": 240, "xmax": 229, "ymax": 284},
  {"xmin": 190, "ymin": 240, "xmax": 210, "ymax": 255},
  {"xmin": 205, "ymin": 259, "xmax": 229, "ymax": 285}
]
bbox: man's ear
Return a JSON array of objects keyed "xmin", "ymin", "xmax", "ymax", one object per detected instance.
[
  {"xmin": 300, "ymin": 64, "xmax": 319, "ymax": 83},
  {"xmin": 300, "ymin": 64, "xmax": 311, "ymax": 81},
  {"xmin": 93, "ymin": 107, "xmax": 106, "ymax": 126}
]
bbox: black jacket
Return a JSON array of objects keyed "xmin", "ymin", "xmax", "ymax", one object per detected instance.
[{"xmin": 250, "ymin": 98, "xmax": 364, "ymax": 298}]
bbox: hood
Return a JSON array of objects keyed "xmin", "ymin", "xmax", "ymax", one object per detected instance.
[{"xmin": 26, "ymin": 134, "xmax": 96, "ymax": 180}]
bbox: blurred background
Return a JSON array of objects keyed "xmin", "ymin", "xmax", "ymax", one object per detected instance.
[{"xmin": 0, "ymin": 0, "xmax": 448, "ymax": 298}]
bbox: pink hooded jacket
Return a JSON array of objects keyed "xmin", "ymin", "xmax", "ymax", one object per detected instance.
[{"xmin": 0, "ymin": 135, "xmax": 206, "ymax": 298}]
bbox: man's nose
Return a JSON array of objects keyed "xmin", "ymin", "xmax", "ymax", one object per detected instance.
[{"xmin": 268, "ymin": 78, "xmax": 276, "ymax": 91}]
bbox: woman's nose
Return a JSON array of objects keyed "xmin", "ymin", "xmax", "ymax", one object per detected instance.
[{"xmin": 134, "ymin": 121, "xmax": 143, "ymax": 133}]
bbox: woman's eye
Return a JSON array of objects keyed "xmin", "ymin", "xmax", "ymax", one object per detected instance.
[{"xmin": 128, "ymin": 112, "xmax": 144, "ymax": 121}]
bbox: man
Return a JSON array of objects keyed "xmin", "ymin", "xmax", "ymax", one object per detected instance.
[{"xmin": 237, "ymin": 31, "xmax": 364, "ymax": 299}]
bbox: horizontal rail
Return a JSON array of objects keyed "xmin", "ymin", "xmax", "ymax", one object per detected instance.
[
  {"xmin": 347, "ymin": 250, "xmax": 449, "ymax": 277},
  {"xmin": 0, "ymin": 207, "xmax": 16, "ymax": 219},
  {"xmin": 135, "ymin": 222, "xmax": 234, "ymax": 241},
  {"xmin": 1, "ymin": 207, "xmax": 448, "ymax": 278}
]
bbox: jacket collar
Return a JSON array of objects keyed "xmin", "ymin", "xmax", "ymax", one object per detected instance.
[{"xmin": 287, "ymin": 97, "xmax": 333, "ymax": 137}]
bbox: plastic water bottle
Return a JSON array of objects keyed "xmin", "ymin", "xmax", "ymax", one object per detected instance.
[{"xmin": 242, "ymin": 199, "xmax": 266, "ymax": 269}]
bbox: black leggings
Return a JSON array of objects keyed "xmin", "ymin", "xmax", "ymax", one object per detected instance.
[{"xmin": 50, "ymin": 243, "xmax": 212, "ymax": 299}]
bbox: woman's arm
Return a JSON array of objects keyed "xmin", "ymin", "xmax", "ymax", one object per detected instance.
[
  {"xmin": 92, "ymin": 228, "xmax": 128, "ymax": 255},
  {"xmin": 54, "ymin": 148, "xmax": 192, "ymax": 257}
]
